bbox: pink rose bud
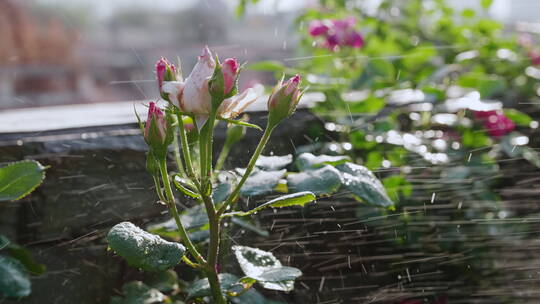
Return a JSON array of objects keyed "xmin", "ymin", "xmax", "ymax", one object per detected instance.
[
  {"xmin": 144, "ymin": 102, "xmax": 170, "ymax": 148},
  {"xmin": 309, "ymin": 20, "xmax": 329, "ymax": 36},
  {"xmin": 267, "ymin": 74, "xmax": 303, "ymax": 126},
  {"xmin": 156, "ymin": 57, "xmax": 177, "ymax": 100},
  {"xmin": 222, "ymin": 58, "xmax": 239, "ymax": 96}
]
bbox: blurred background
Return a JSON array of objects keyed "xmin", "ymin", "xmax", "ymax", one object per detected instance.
[{"xmin": 1, "ymin": 0, "xmax": 540, "ymax": 111}]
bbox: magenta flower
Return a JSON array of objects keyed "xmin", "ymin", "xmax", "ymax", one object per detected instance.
[
  {"xmin": 222, "ymin": 58, "xmax": 239, "ymax": 96},
  {"xmin": 308, "ymin": 17, "xmax": 364, "ymax": 51},
  {"xmin": 529, "ymin": 50, "xmax": 540, "ymax": 66},
  {"xmin": 308, "ymin": 20, "xmax": 329, "ymax": 36},
  {"xmin": 345, "ymin": 30, "xmax": 364, "ymax": 48},
  {"xmin": 144, "ymin": 101, "xmax": 168, "ymax": 146},
  {"xmin": 474, "ymin": 110, "xmax": 515, "ymax": 137}
]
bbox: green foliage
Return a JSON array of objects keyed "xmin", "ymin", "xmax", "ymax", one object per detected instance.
[
  {"xmin": 107, "ymin": 222, "xmax": 185, "ymax": 272},
  {"xmin": 337, "ymin": 162, "xmax": 394, "ymax": 208},
  {"xmin": 503, "ymin": 109, "xmax": 533, "ymax": 126},
  {"xmin": 255, "ymin": 155, "xmax": 293, "ymax": 171},
  {"xmin": 0, "ymin": 236, "xmax": 45, "ymax": 276},
  {"xmin": 109, "ymin": 281, "xmax": 166, "ymax": 304},
  {"xmin": 287, "ymin": 165, "xmax": 343, "ymax": 196},
  {"xmin": 295, "ymin": 152, "xmax": 350, "ymax": 170},
  {"xmin": 186, "ymin": 273, "xmax": 240, "ymax": 300},
  {"xmin": 0, "ymin": 255, "xmax": 31, "ymax": 298},
  {"xmin": 382, "ymin": 175, "xmax": 413, "ymax": 202},
  {"xmin": 0, "ymin": 160, "xmax": 47, "ymax": 202},
  {"xmin": 240, "ymin": 169, "xmax": 286, "ymax": 197}
]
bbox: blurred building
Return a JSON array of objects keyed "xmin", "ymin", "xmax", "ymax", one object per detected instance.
[
  {"xmin": 0, "ymin": 0, "xmax": 98, "ymax": 109},
  {"xmin": 0, "ymin": 0, "xmax": 298, "ymax": 110}
]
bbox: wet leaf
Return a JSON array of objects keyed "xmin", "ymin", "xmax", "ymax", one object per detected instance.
[
  {"xmin": 231, "ymin": 287, "xmax": 284, "ymax": 304},
  {"xmin": 107, "ymin": 222, "xmax": 185, "ymax": 272},
  {"xmin": 240, "ymin": 169, "xmax": 286, "ymax": 197},
  {"xmin": 336, "ymin": 162, "xmax": 394, "ymax": 208},
  {"xmin": 232, "ymin": 245, "xmax": 302, "ymax": 291},
  {"xmin": 186, "ymin": 273, "xmax": 240, "ymax": 299},
  {"xmin": 0, "ymin": 160, "xmax": 47, "ymax": 202},
  {"xmin": 0, "ymin": 255, "xmax": 31, "ymax": 298},
  {"xmin": 224, "ymin": 192, "xmax": 316, "ymax": 217},
  {"xmin": 145, "ymin": 270, "xmax": 178, "ymax": 293},
  {"xmin": 296, "ymin": 153, "xmax": 351, "ymax": 171},
  {"xmin": 109, "ymin": 281, "xmax": 166, "ymax": 304},
  {"xmin": 287, "ymin": 165, "xmax": 342, "ymax": 196},
  {"xmin": 213, "ymin": 180, "xmax": 234, "ymax": 204},
  {"xmin": 255, "ymin": 155, "xmax": 293, "ymax": 171}
]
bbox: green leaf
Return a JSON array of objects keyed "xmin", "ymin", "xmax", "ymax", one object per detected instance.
[
  {"xmin": 457, "ymin": 73, "xmax": 506, "ymax": 98},
  {"xmin": 287, "ymin": 166, "xmax": 342, "ymax": 196},
  {"xmin": 295, "ymin": 153, "xmax": 351, "ymax": 170},
  {"xmin": 481, "ymin": 0, "xmax": 493, "ymax": 9},
  {"xmin": 148, "ymin": 204, "xmax": 209, "ymax": 233},
  {"xmin": 462, "ymin": 129, "xmax": 491, "ymax": 148},
  {"xmin": 223, "ymin": 191, "xmax": 316, "ymax": 217},
  {"xmin": 240, "ymin": 169, "xmax": 286, "ymax": 197},
  {"xmin": 232, "ymin": 245, "xmax": 302, "ymax": 291},
  {"xmin": 382, "ymin": 175, "xmax": 413, "ymax": 202},
  {"xmin": 186, "ymin": 273, "xmax": 241, "ymax": 300},
  {"xmin": 462, "ymin": 8, "xmax": 475, "ymax": 18},
  {"xmin": 0, "ymin": 254, "xmax": 31, "ymax": 298},
  {"xmin": 248, "ymin": 61, "xmax": 285, "ymax": 72},
  {"xmin": 0, "ymin": 160, "xmax": 47, "ymax": 202},
  {"xmin": 401, "ymin": 45, "xmax": 436, "ymax": 70},
  {"xmin": 349, "ymin": 96, "xmax": 385, "ymax": 113},
  {"xmin": 145, "ymin": 270, "xmax": 179, "ymax": 293},
  {"xmin": 1, "ymin": 237, "xmax": 45, "ymax": 275},
  {"xmin": 255, "ymin": 155, "xmax": 293, "ymax": 171},
  {"xmin": 213, "ymin": 180, "xmax": 234, "ymax": 204},
  {"xmin": 336, "ymin": 162, "xmax": 394, "ymax": 208},
  {"xmin": 109, "ymin": 281, "xmax": 166, "ymax": 304},
  {"xmin": 503, "ymin": 109, "xmax": 532, "ymax": 126},
  {"xmin": 231, "ymin": 287, "xmax": 283, "ymax": 304},
  {"xmin": 107, "ymin": 222, "xmax": 185, "ymax": 272}
]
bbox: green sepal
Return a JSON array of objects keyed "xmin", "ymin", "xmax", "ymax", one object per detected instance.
[{"xmin": 219, "ymin": 116, "xmax": 263, "ymax": 131}]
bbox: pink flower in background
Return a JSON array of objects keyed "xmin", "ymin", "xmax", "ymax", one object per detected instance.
[
  {"xmin": 308, "ymin": 17, "xmax": 364, "ymax": 51},
  {"xmin": 474, "ymin": 110, "xmax": 515, "ymax": 137},
  {"xmin": 309, "ymin": 20, "xmax": 329, "ymax": 36},
  {"xmin": 222, "ymin": 58, "xmax": 239, "ymax": 95},
  {"xmin": 528, "ymin": 50, "xmax": 540, "ymax": 66},
  {"xmin": 518, "ymin": 33, "xmax": 533, "ymax": 48}
]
